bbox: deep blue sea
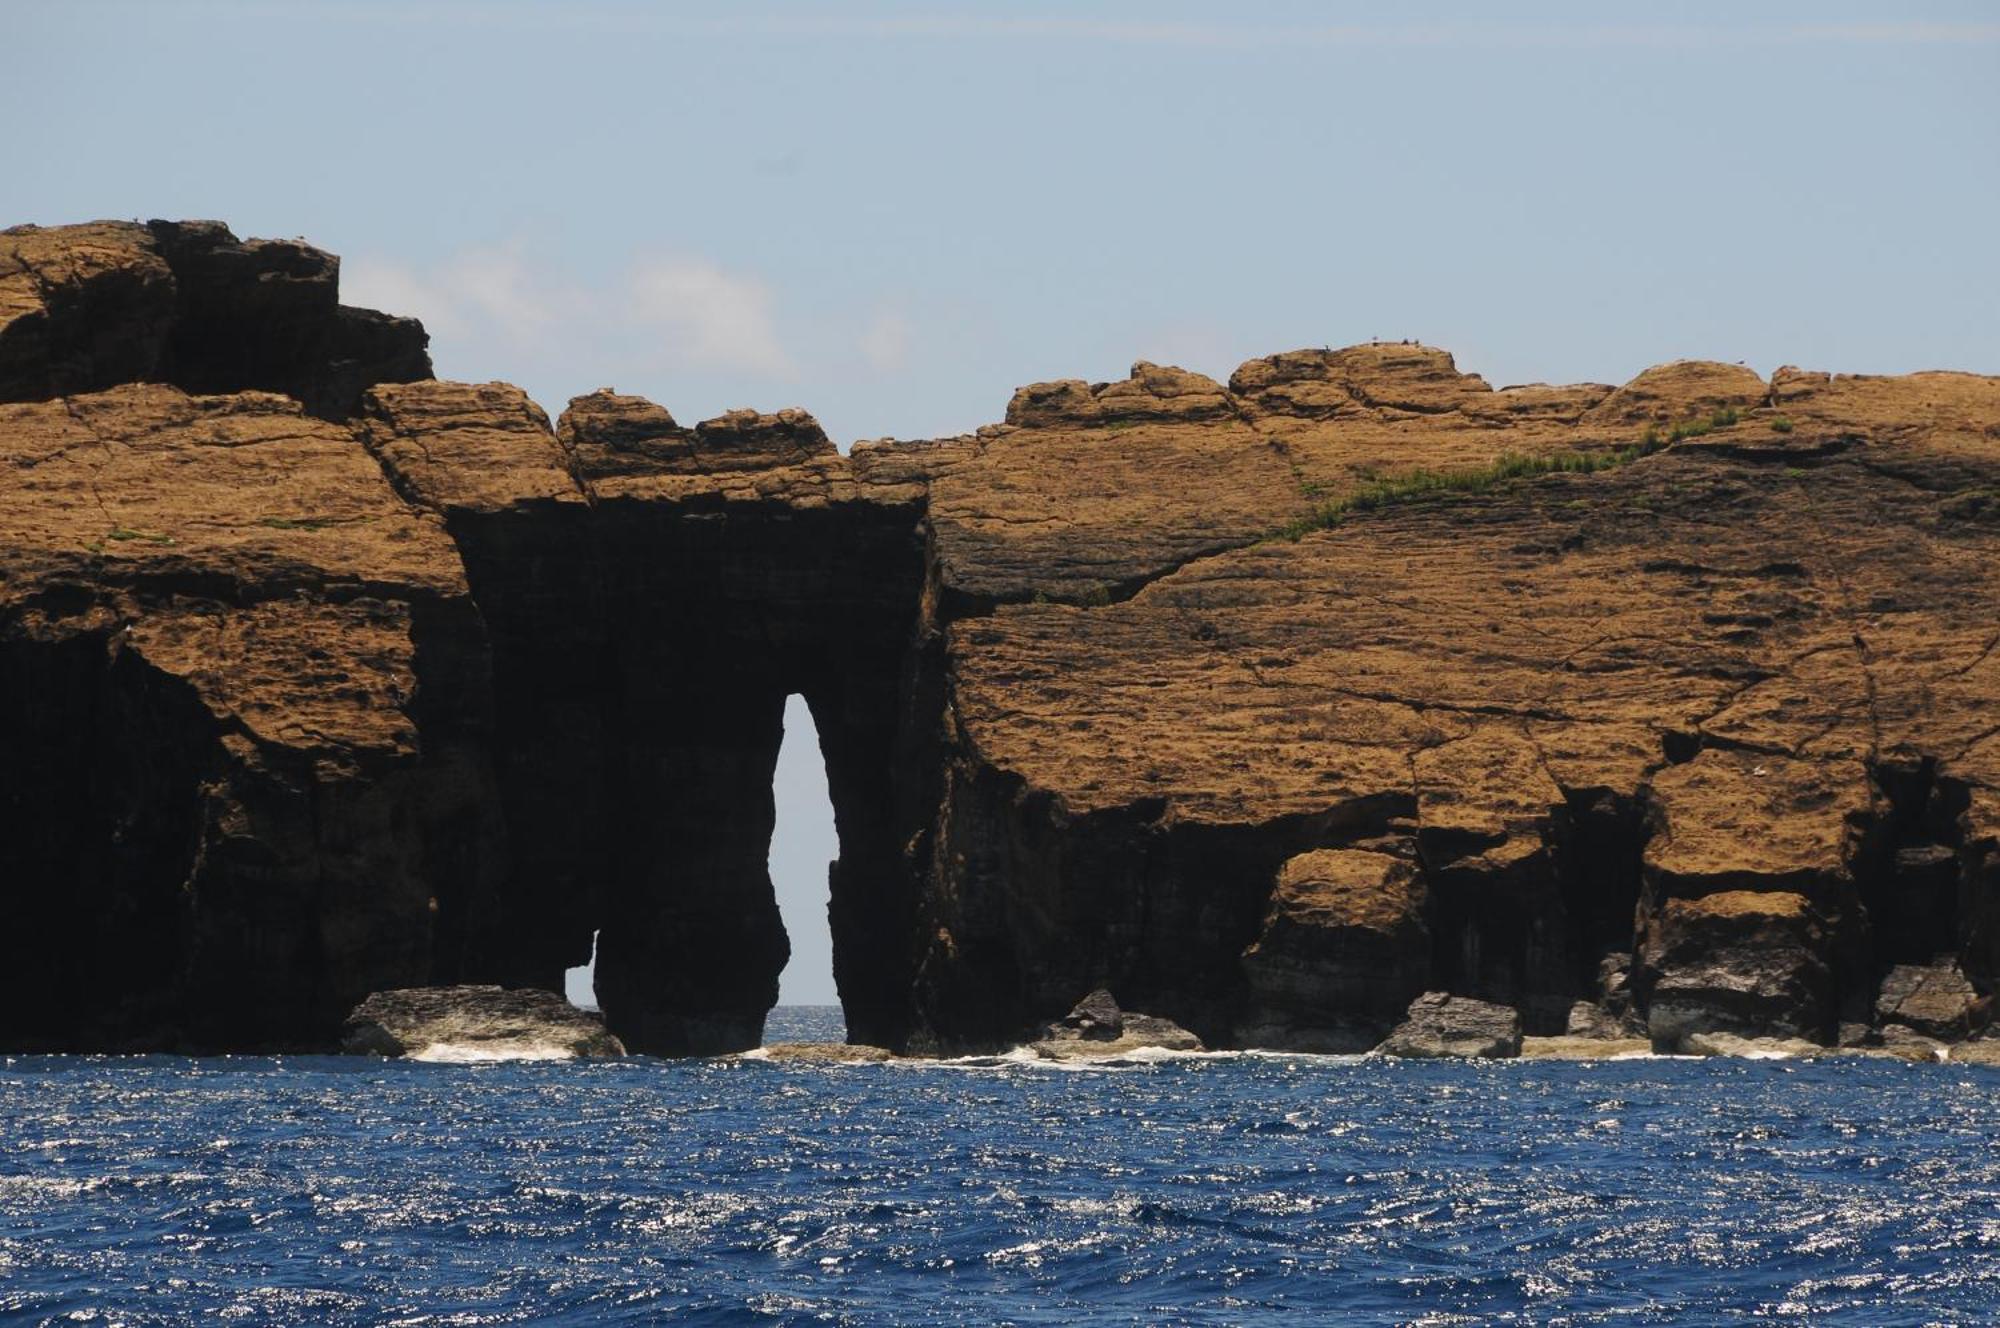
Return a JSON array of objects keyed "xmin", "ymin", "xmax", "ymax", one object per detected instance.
[{"xmin": 6, "ymin": 1007, "xmax": 2000, "ymax": 1326}]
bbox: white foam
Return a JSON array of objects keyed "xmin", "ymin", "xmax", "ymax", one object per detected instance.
[{"xmin": 408, "ymin": 1040, "xmax": 576, "ymax": 1063}]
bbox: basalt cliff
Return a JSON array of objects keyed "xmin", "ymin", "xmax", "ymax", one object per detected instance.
[{"xmin": 5, "ymin": 220, "xmax": 1998, "ymax": 1057}]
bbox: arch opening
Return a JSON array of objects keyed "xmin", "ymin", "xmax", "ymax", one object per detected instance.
[
  {"xmin": 768, "ymin": 693, "xmax": 843, "ymax": 1036},
  {"xmin": 564, "ymin": 931, "xmax": 599, "ymax": 1011}
]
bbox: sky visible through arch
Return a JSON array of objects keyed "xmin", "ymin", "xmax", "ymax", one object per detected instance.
[{"xmin": 12, "ymin": 0, "xmax": 1996, "ymax": 1006}]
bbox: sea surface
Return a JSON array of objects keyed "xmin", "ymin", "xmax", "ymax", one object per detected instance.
[{"xmin": 5, "ymin": 1006, "xmax": 2000, "ymax": 1325}]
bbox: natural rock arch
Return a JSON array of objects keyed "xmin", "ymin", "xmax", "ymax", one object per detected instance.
[{"xmin": 5, "ymin": 220, "xmax": 2000, "ymax": 1059}]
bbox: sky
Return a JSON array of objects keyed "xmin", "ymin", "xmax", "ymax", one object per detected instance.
[{"xmin": 11, "ymin": 1, "xmax": 1996, "ymax": 1005}]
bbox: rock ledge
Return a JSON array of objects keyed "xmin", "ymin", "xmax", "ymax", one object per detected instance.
[{"xmin": 341, "ymin": 986, "xmax": 626, "ymax": 1059}]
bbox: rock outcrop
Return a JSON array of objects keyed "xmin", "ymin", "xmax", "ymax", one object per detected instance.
[
  {"xmin": 1875, "ymin": 962, "xmax": 1990, "ymax": 1040},
  {"xmin": 1379, "ymin": 992, "xmax": 1524, "ymax": 1059},
  {"xmin": 4, "ymin": 220, "xmax": 2000, "ymax": 1060},
  {"xmin": 1, "ymin": 220, "xmax": 428, "ymax": 417},
  {"xmin": 1238, "ymin": 848, "xmax": 1429, "ymax": 1051},
  {"xmin": 342, "ymin": 986, "xmax": 625, "ymax": 1059},
  {"xmin": 0, "ymin": 380, "xmax": 499, "ymax": 1050},
  {"xmin": 1028, "ymin": 990, "xmax": 1204, "ymax": 1060}
]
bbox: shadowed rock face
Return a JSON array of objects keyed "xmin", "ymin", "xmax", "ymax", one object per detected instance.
[
  {"xmin": 0, "ymin": 385, "xmax": 499, "ymax": 1050},
  {"xmin": 354, "ymin": 382, "xmax": 935, "ymax": 1054},
  {"xmin": 4, "ymin": 221, "xmax": 2000, "ymax": 1056},
  {"xmin": 1, "ymin": 220, "xmax": 429, "ymax": 417}
]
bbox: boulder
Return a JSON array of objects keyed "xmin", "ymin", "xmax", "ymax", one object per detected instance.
[
  {"xmin": 1030, "ymin": 990, "xmax": 1203, "ymax": 1060},
  {"xmin": 341, "ymin": 986, "xmax": 625, "ymax": 1059},
  {"xmin": 1050, "ymin": 988, "xmax": 1124, "ymax": 1040},
  {"xmin": 1379, "ymin": 992, "xmax": 1523, "ymax": 1059},
  {"xmin": 1872, "ymin": 1024, "xmax": 1949, "ymax": 1062},
  {"xmin": 1875, "ymin": 963, "xmax": 1990, "ymax": 1040},
  {"xmin": 1565, "ymin": 1000, "xmax": 1643, "ymax": 1040}
]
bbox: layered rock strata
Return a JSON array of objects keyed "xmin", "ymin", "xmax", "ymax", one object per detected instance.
[{"xmin": 4, "ymin": 220, "xmax": 1998, "ymax": 1059}]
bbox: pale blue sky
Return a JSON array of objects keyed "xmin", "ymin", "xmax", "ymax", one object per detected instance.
[{"xmin": 12, "ymin": 2, "xmax": 1996, "ymax": 1004}]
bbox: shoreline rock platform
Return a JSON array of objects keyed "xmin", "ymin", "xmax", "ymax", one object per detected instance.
[{"xmin": 341, "ymin": 986, "xmax": 626, "ymax": 1060}]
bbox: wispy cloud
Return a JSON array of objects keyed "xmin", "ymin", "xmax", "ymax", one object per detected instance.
[
  {"xmin": 858, "ymin": 310, "xmax": 912, "ymax": 374},
  {"xmin": 341, "ymin": 242, "xmax": 584, "ymax": 353},
  {"xmin": 342, "ymin": 243, "xmax": 935, "ymax": 407},
  {"xmin": 628, "ymin": 257, "xmax": 793, "ymax": 377},
  {"xmin": 344, "ymin": 245, "xmax": 798, "ymax": 380}
]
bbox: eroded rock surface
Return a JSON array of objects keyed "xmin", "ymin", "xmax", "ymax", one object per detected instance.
[
  {"xmin": 342, "ymin": 986, "xmax": 624, "ymax": 1059},
  {"xmin": 1875, "ymin": 962, "xmax": 1990, "ymax": 1039},
  {"xmin": 1380, "ymin": 992, "xmax": 1524, "ymax": 1059},
  {"xmin": 1029, "ymin": 990, "xmax": 1204, "ymax": 1060},
  {"xmin": 1239, "ymin": 848, "xmax": 1429, "ymax": 1051},
  {"xmin": 0, "ymin": 381, "xmax": 497, "ymax": 1050},
  {"xmin": 5, "ymin": 220, "xmax": 2000, "ymax": 1059}
]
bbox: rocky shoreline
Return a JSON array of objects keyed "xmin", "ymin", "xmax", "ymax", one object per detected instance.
[{"xmin": 5, "ymin": 219, "xmax": 1999, "ymax": 1062}]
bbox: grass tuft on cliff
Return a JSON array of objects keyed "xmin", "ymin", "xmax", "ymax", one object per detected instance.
[{"xmin": 1276, "ymin": 439, "xmax": 1662, "ymax": 540}]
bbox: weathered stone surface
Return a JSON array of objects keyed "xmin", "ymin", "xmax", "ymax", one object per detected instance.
[
  {"xmin": 350, "ymin": 378, "xmax": 936, "ymax": 1056},
  {"xmin": 0, "ymin": 222, "xmax": 175, "ymax": 401},
  {"xmin": 755, "ymin": 1041, "xmax": 895, "ymax": 1064},
  {"xmin": 6, "ymin": 218, "xmax": 2000, "ymax": 1061},
  {"xmin": 1875, "ymin": 963, "xmax": 1990, "ymax": 1039},
  {"xmin": 1518, "ymin": 1035, "xmax": 1651, "ymax": 1059},
  {"xmin": 1564, "ymin": 1001, "xmax": 1641, "ymax": 1040},
  {"xmin": 1380, "ymin": 992, "xmax": 1523, "ymax": 1059},
  {"xmin": 1679, "ymin": 1031, "xmax": 1826, "ymax": 1059},
  {"xmin": 1046, "ymin": 988, "xmax": 1124, "ymax": 1041},
  {"xmin": 1944, "ymin": 1038, "xmax": 2000, "ymax": 1067},
  {"xmin": 1029, "ymin": 990, "xmax": 1204, "ymax": 1059},
  {"xmin": 1238, "ymin": 848, "xmax": 1428, "ymax": 1051},
  {"xmin": 0, "ymin": 381, "xmax": 499, "ymax": 1051},
  {"xmin": 1642, "ymin": 892, "xmax": 1834, "ymax": 1050},
  {"xmin": 342, "ymin": 986, "xmax": 624, "ymax": 1058}
]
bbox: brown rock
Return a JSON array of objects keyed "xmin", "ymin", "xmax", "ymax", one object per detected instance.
[
  {"xmin": 1641, "ymin": 891, "xmax": 1834, "ymax": 1050},
  {"xmin": 1582, "ymin": 359, "xmax": 1768, "ymax": 426},
  {"xmin": 0, "ymin": 382, "xmax": 499, "ymax": 1050},
  {"xmin": 1679, "ymin": 1031, "xmax": 1826, "ymax": 1059},
  {"xmin": 1517, "ymin": 1035, "xmax": 1651, "ymax": 1059},
  {"xmin": 1, "ymin": 219, "xmax": 428, "ymax": 416},
  {"xmin": 7, "ymin": 219, "xmax": 2000, "ymax": 1066},
  {"xmin": 0, "ymin": 222, "xmax": 176, "ymax": 401},
  {"xmin": 1239, "ymin": 848, "xmax": 1428, "ymax": 1051}
]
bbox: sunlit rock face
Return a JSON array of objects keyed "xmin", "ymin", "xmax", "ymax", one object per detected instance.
[{"xmin": 4, "ymin": 220, "xmax": 2000, "ymax": 1057}]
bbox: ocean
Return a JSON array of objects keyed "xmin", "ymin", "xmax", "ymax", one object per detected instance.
[{"xmin": 4, "ymin": 1007, "xmax": 1999, "ymax": 1325}]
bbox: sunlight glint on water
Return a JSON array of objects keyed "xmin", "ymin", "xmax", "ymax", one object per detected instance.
[{"xmin": 5, "ymin": 1047, "xmax": 2000, "ymax": 1324}]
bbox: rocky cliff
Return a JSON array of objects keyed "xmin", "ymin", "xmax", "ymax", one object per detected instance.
[{"xmin": 4, "ymin": 220, "xmax": 1996, "ymax": 1056}]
